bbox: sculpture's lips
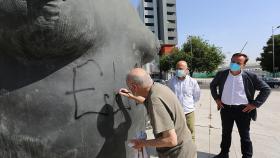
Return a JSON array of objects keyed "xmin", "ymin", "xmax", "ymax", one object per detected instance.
[
  {"xmin": 29, "ymin": 0, "xmax": 62, "ymax": 28},
  {"xmin": 41, "ymin": 2, "xmax": 60, "ymax": 21}
]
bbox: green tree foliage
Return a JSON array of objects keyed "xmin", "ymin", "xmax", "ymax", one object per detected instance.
[
  {"xmin": 159, "ymin": 54, "xmax": 173, "ymax": 72},
  {"xmin": 257, "ymin": 34, "xmax": 280, "ymax": 72},
  {"xmin": 160, "ymin": 36, "xmax": 225, "ymax": 75}
]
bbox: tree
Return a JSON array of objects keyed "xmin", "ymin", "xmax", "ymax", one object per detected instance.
[
  {"xmin": 182, "ymin": 36, "xmax": 224, "ymax": 74},
  {"xmin": 160, "ymin": 36, "xmax": 225, "ymax": 76},
  {"xmin": 257, "ymin": 34, "xmax": 280, "ymax": 73},
  {"xmin": 159, "ymin": 47, "xmax": 191, "ymax": 72},
  {"xmin": 159, "ymin": 54, "xmax": 173, "ymax": 72}
]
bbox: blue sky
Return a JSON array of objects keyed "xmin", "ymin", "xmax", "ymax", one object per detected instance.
[{"xmin": 130, "ymin": 0, "xmax": 280, "ymax": 64}]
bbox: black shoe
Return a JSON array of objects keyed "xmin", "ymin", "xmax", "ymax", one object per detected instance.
[{"xmin": 213, "ymin": 152, "xmax": 229, "ymax": 158}]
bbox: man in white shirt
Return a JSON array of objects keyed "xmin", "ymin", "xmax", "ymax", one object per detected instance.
[
  {"xmin": 167, "ymin": 60, "xmax": 200, "ymax": 142},
  {"xmin": 210, "ymin": 53, "xmax": 271, "ymax": 158}
]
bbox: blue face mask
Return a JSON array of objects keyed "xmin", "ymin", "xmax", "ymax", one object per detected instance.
[
  {"xmin": 230, "ymin": 63, "xmax": 241, "ymax": 71},
  {"xmin": 176, "ymin": 70, "xmax": 186, "ymax": 78}
]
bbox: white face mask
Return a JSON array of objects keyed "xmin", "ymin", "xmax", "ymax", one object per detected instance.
[{"xmin": 176, "ymin": 69, "xmax": 188, "ymax": 78}]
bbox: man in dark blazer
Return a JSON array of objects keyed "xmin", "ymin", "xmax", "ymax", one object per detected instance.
[{"xmin": 210, "ymin": 53, "xmax": 271, "ymax": 158}]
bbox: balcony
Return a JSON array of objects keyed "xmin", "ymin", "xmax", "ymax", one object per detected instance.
[
  {"xmin": 144, "ymin": 2, "xmax": 153, "ymax": 8},
  {"xmin": 167, "ymin": 15, "xmax": 176, "ymax": 21},
  {"xmin": 166, "ymin": 0, "xmax": 176, "ymax": 5},
  {"xmin": 144, "ymin": 10, "xmax": 155, "ymax": 16},
  {"xmin": 147, "ymin": 26, "xmax": 155, "ymax": 32},
  {"xmin": 167, "ymin": 23, "xmax": 176, "ymax": 28},
  {"xmin": 167, "ymin": 6, "xmax": 176, "ymax": 13},
  {"xmin": 168, "ymin": 40, "xmax": 177, "ymax": 45},
  {"xmin": 144, "ymin": 18, "xmax": 154, "ymax": 24},
  {"xmin": 168, "ymin": 31, "xmax": 177, "ymax": 37}
]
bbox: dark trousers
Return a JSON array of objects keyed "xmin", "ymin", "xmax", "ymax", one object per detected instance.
[{"xmin": 220, "ymin": 105, "xmax": 253, "ymax": 158}]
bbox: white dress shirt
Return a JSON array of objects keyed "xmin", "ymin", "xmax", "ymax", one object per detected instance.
[
  {"xmin": 167, "ymin": 75, "xmax": 200, "ymax": 114},
  {"xmin": 221, "ymin": 71, "xmax": 248, "ymax": 105}
]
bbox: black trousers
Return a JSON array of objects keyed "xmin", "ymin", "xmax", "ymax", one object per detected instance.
[{"xmin": 220, "ymin": 105, "xmax": 253, "ymax": 158}]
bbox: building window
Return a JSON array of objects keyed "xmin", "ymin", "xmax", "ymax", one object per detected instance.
[
  {"xmin": 144, "ymin": 7, "xmax": 153, "ymax": 10},
  {"xmin": 145, "ymin": 23, "xmax": 154, "ymax": 26},
  {"xmin": 168, "ymin": 37, "xmax": 176, "ymax": 40},
  {"xmin": 167, "ymin": 20, "xmax": 176, "ymax": 23},
  {"xmin": 168, "ymin": 28, "xmax": 175, "ymax": 32},
  {"xmin": 144, "ymin": 0, "xmax": 153, "ymax": 2},
  {"xmin": 167, "ymin": 3, "xmax": 175, "ymax": 7},
  {"xmin": 167, "ymin": 12, "xmax": 175, "ymax": 15},
  {"xmin": 145, "ymin": 15, "xmax": 154, "ymax": 18}
]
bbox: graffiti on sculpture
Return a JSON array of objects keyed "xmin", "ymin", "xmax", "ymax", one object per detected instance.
[{"xmin": 65, "ymin": 59, "xmax": 131, "ymax": 119}]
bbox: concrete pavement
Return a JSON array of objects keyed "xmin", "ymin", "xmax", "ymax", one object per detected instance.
[{"xmin": 146, "ymin": 88, "xmax": 280, "ymax": 158}]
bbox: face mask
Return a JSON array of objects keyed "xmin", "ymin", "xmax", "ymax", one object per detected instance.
[
  {"xmin": 230, "ymin": 63, "xmax": 241, "ymax": 71},
  {"xmin": 176, "ymin": 70, "xmax": 186, "ymax": 78}
]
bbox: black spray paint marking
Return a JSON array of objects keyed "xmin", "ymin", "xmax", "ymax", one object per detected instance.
[
  {"xmin": 68, "ymin": 59, "xmax": 131, "ymax": 120},
  {"xmin": 74, "ymin": 94, "xmax": 110, "ymax": 119},
  {"xmin": 65, "ymin": 87, "xmax": 95, "ymax": 95},
  {"xmin": 113, "ymin": 61, "xmax": 116, "ymax": 81},
  {"xmin": 71, "ymin": 59, "xmax": 107, "ymax": 119},
  {"xmin": 77, "ymin": 59, "xmax": 103, "ymax": 76}
]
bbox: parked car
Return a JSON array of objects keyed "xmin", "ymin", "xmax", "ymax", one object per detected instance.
[
  {"xmin": 262, "ymin": 77, "xmax": 280, "ymax": 88},
  {"xmin": 153, "ymin": 78, "xmax": 166, "ymax": 85}
]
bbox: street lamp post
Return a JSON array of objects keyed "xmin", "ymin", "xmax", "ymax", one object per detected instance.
[
  {"xmin": 187, "ymin": 35, "xmax": 192, "ymax": 54},
  {"xmin": 272, "ymin": 25, "xmax": 280, "ymax": 77}
]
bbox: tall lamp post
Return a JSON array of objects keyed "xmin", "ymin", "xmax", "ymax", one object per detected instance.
[
  {"xmin": 272, "ymin": 25, "xmax": 280, "ymax": 77},
  {"xmin": 187, "ymin": 35, "xmax": 193, "ymax": 54}
]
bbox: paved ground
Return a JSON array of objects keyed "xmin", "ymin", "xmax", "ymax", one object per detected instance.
[{"xmin": 146, "ymin": 87, "xmax": 280, "ymax": 158}]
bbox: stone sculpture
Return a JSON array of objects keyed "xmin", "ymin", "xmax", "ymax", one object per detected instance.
[{"xmin": 0, "ymin": 0, "xmax": 159, "ymax": 157}]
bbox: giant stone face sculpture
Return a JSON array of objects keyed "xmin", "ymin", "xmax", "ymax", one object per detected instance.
[{"xmin": 0, "ymin": 0, "xmax": 159, "ymax": 157}]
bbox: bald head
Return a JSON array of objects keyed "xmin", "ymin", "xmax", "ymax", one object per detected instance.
[
  {"xmin": 126, "ymin": 68, "xmax": 153, "ymax": 88},
  {"xmin": 176, "ymin": 60, "xmax": 188, "ymax": 70}
]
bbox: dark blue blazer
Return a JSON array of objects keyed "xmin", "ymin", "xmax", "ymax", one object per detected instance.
[{"xmin": 210, "ymin": 69, "xmax": 271, "ymax": 120}]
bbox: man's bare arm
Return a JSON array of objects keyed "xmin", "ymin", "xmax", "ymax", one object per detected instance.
[
  {"xmin": 118, "ymin": 88, "xmax": 145, "ymax": 104},
  {"xmin": 130, "ymin": 129, "xmax": 178, "ymax": 149}
]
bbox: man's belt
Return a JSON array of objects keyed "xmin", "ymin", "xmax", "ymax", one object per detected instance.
[{"xmin": 223, "ymin": 104, "xmax": 246, "ymax": 109}]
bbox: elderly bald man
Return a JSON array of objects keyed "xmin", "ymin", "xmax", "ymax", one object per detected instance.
[
  {"xmin": 119, "ymin": 68, "xmax": 196, "ymax": 158},
  {"xmin": 167, "ymin": 60, "xmax": 200, "ymax": 142}
]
